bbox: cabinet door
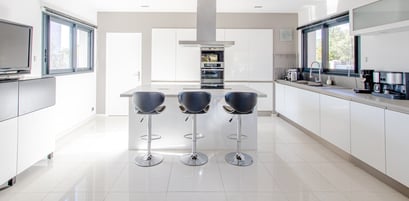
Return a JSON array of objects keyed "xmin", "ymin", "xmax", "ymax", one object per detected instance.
[
  {"xmin": 18, "ymin": 106, "xmax": 56, "ymax": 174},
  {"xmin": 320, "ymin": 94, "xmax": 351, "ymax": 153},
  {"xmin": 175, "ymin": 29, "xmax": 200, "ymax": 81},
  {"xmin": 151, "ymin": 29, "xmax": 176, "ymax": 81},
  {"xmin": 274, "ymin": 83, "xmax": 285, "ymax": 114},
  {"xmin": 247, "ymin": 82, "xmax": 273, "ymax": 111},
  {"xmin": 350, "ymin": 102, "xmax": 385, "ymax": 173},
  {"xmin": 0, "ymin": 118, "xmax": 18, "ymax": 185},
  {"xmin": 224, "ymin": 29, "xmax": 250, "ymax": 81},
  {"xmin": 247, "ymin": 29, "xmax": 273, "ymax": 81},
  {"xmin": 385, "ymin": 110, "xmax": 409, "ymax": 186}
]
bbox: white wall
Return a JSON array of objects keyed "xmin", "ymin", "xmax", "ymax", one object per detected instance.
[{"xmin": 0, "ymin": 0, "xmax": 97, "ymax": 139}]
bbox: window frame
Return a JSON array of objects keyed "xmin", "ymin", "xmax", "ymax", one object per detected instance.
[
  {"xmin": 42, "ymin": 12, "xmax": 95, "ymax": 75},
  {"xmin": 301, "ymin": 13, "xmax": 360, "ymax": 76}
]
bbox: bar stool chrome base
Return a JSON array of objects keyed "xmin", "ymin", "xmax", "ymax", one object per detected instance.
[
  {"xmin": 180, "ymin": 152, "xmax": 208, "ymax": 166},
  {"xmin": 225, "ymin": 152, "xmax": 253, "ymax": 166},
  {"xmin": 135, "ymin": 153, "xmax": 163, "ymax": 167}
]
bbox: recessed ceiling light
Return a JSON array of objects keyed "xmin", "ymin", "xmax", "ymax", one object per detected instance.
[
  {"xmin": 140, "ymin": 5, "xmax": 150, "ymax": 8},
  {"xmin": 254, "ymin": 5, "xmax": 263, "ymax": 9}
]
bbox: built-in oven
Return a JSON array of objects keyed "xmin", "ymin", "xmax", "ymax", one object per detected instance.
[
  {"xmin": 200, "ymin": 47, "xmax": 225, "ymax": 88},
  {"xmin": 201, "ymin": 68, "xmax": 224, "ymax": 88}
]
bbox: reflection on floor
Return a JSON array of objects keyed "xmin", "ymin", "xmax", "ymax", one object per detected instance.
[{"xmin": 0, "ymin": 116, "xmax": 408, "ymax": 201}]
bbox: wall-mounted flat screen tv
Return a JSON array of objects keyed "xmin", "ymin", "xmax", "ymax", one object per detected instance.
[{"xmin": 0, "ymin": 19, "xmax": 32, "ymax": 75}]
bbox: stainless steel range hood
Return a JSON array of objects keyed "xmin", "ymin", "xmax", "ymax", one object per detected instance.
[{"xmin": 179, "ymin": 0, "xmax": 234, "ymax": 47}]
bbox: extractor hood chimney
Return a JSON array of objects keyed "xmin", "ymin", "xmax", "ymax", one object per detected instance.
[{"xmin": 179, "ymin": 0, "xmax": 234, "ymax": 47}]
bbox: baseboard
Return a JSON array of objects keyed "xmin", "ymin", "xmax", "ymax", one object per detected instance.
[{"xmin": 277, "ymin": 113, "xmax": 409, "ymax": 198}]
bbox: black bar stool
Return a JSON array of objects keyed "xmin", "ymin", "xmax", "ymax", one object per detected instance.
[
  {"xmin": 223, "ymin": 92, "xmax": 257, "ymax": 166},
  {"xmin": 132, "ymin": 91, "xmax": 166, "ymax": 167},
  {"xmin": 178, "ymin": 91, "xmax": 211, "ymax": 166}
]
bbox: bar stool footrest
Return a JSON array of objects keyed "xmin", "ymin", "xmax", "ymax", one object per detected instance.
[
  {"xmin": 227, "ymin": 134, "xmax": 248, "ymax": 140},
  {"xmin": 140, "ymin": 134, "xmax": 161, "ymax": 141},
  {"xmin": 184, "ymin": 133, "xmax": 204, "ymax": 139}
]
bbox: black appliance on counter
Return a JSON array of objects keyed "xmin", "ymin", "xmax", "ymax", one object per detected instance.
[
  {"xmin": 200, "ymin": 47, "xmax": 224, "ymax": 88},
  {"xmin": 354, "ymin": 69, "xmax": 374, "ymax": 93},
  {"xmin": 372, "ymin": 71, "xmax": 409, "ymax": 100}
]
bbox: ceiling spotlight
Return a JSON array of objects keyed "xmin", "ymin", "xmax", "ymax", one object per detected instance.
[
  {"xmin": 140, "ymin": 5, "xmax": 150, "ymax": 8},
  {"xmin": 254, "ymin": 5, "xmax": 263, "ymax": 9}
]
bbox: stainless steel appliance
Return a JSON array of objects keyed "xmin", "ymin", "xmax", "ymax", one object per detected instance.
[
  {"xmin": 286, "ymin": 68, "xmax": 299, "ymax": 82},
  {"xmin": 372, "ymin": 71, "xmax": 409, "ymax": 99},
  {"xmin": 200, "ymin": 47, "xmax": 224, "ymax": 88},
  {"xmin": 354, "ymin": 69, "xmax": 374, "ymax": 93}
]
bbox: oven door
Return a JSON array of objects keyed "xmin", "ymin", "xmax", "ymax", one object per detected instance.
[{"xmin": 201, "ymin": 68, "xmax": 224, "ymax": 86}]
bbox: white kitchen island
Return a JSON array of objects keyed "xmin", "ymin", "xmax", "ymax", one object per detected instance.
[{"xmin": 120, "ymin": 84, "xmax": 266, "ymax": 150}]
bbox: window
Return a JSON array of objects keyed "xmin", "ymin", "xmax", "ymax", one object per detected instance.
[
  {"xmin": 301, "ymin": 13, "xmax": 359, "ymax": 75},
  {"xmin": 43, "ymin": 11, "xmax": 95, "ymax": 75}
]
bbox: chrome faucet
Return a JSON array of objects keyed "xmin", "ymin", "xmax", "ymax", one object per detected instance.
[{"xmin": 310, "ymin": 61, "xmax": 321, "ymax": 83}]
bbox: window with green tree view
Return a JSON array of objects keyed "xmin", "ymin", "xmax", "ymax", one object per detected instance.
[{"xmin": 301, "ymin": 13, "xmax": 359, "ymax": 75}]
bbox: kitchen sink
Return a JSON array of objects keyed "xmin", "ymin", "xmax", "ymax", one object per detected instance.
[{"xmin": 296, "ymin": 80, "xmax": 323, "ymax": 87}]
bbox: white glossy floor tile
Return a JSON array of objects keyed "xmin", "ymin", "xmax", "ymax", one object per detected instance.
[
  {"xmin": 225, "ymin": 192, "xmax": 288, "ymax": 201},
  {"xmin": 104, "ymin": 192, "xmax": 167, "ymax": 201},
  {"xmin": 42, "ymin": 192, "xmax": 107, "ymax": 201},
  {"xmin": 166, "ymin": 192, "xmax": 226, "ymax": 201},
  {"xmin": 218, "ymin": 161, "xmax": 280, "ymax": 192},
  {"xmin": 1, "ymin": 116, "xmax": 407, "ymax": 201},
  {"xmin": 167, "ymin": 158, "xmax": 224, "ymax": 192}
]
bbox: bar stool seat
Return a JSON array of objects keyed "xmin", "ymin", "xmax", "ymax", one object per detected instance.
[
  {"xmin": 132, "ymin": 91, "xmax": 166, "ymax": 167},
  {"xmin": 223, "ymin": 92, "xmax": 257, "ymax": 166},
  {"xmin": 178, "ymin": 91, "xmax": 211, "ymax": 166}
]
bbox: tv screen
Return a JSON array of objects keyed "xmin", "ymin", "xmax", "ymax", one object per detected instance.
[{"xmin": 0, "ymin": 19, "xmax": 32, "ymax": 74}]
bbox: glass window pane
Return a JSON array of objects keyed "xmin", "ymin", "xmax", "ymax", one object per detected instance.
[
  {"xmin": 328, "ymin": 23, "xmax": 354, "ymax": 70},
  {"xmin": 307, "ymin": 29, "xmax": 322, "ymax": 67},
  {"xmin": 77, "ymin": 29, "xmax": 90, "ymax": 68},
  {"xmin": 49, "ymin": 20, "xmax": 72, "ymax": 70}
]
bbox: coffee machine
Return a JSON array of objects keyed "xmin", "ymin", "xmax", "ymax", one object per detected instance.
[
  {"xmin": 372, "ymin": 71, "xmax": 409, "ymax": 99},
  {"xmin": 354, "ymin": 69, "xmax": 374, "ymax": 93}
]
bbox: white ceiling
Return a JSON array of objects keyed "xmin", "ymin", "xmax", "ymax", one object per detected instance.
[{"xmin": 93, "ymin": 0, "xmax": 326, "ymax": 13}]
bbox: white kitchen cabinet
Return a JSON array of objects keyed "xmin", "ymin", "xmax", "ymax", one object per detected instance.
[
  {"xmin": 175, "ymin": 29, "xmax": 200, "ymax": 81},
  {"xmin": 350, "ymin": 102, "xmax": 385, "ymax": 173},
  {"xmin": 0, "ymin": 118, "xmax": 18, "ymax": 185},
  {"xmin": 224, "ymin": 29, "xmax": 249, "ymax": 81},
  {"xmin": 17, "ymin": 106, "xmax": 56, "ymax": 174},
  {"xmin": 274, "ymin": 83, "xmax": 285, "ymax": 114},
  {"xmin": 247, "ymin": 82, "xmax": 273, "ymax": 111},
  {"xmin": 352, "ymin": 0, "xmax": 409, "ymax": 35},
  {"xmin": 151, "ymin": 29, "xmax": 176, "ymax": 81},
  {"xmin": 385, "ymin": 110, "xmax": 409, "ymax": 186},
  {"xmin": 284, "ymin": 85, "xmax": 320, "ymax": 134},
  {"xmin": 247, "ymin": 29, "xmax": 273, "ymax": 81},
  {"xmin": 320, "ymin": 94, "xmax": 351, "ymax": 153},
  {"xmin": 224, "ymin": 29, "xmax": 273, "ymax": 82}
]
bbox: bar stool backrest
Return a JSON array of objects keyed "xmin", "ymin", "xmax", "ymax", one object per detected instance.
[
  {"xmin": 225, "ymin": 92, "xmax": 257, "ymax": 114},
  {"xmin": 178, "ymin": 91, "xmax": 211, "ymax": 113},
  {"xmin": 132, "ymin": 91, "xmax": 165, "ymax": 114}
]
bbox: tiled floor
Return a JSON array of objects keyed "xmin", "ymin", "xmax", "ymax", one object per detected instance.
[{"xmin": 1, "ymin": 116, "xmax": 408, "ymax": 201}]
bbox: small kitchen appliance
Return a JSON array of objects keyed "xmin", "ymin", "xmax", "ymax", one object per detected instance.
[
  {"xmin": 371, "ymin": 71, "xmax": 409, "ymax": 99},
  {"xmin": 354, "ymin": 69, "xmax": 374, "ymax": 93},
  {"xmin": 286, "ymin": 68, "xmax": 299, "ymax": 82}
]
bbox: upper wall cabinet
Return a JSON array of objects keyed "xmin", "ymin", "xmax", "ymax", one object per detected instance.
[
  {"xmin": 352, "ymin": 0, "xmax": 409, "ymax": 35},
  {"xmin": 224, "ymin": 29, "xmax": 273, "ymax": 81},
  {"xmin": 151, "ymin": 29, "xmax": 200, "ymax": 82}
]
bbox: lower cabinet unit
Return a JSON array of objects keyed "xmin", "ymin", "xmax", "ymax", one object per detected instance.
[
  {"xmin": 247, "ymin": 82, "xmax": 273, "ymax": 111},
  {"xmin": 385, "ymin": 110, "xmax": 409, "ymax": 187},
  {"xmin": 274, "ymin": 83, "xmax": 285, "ymax": 114},
  {"xmin": 17, "ymin": 106, "xmax": 56, "ymax": 174},
  {"xmin": 350, "ymin": 102, "xmax": 386, "ymax": 173},
  {"xmin": 320, "ymin": 94, "xmax": 351, "ymax": 153},
  {"xmin": 0, "ymin": 118, "xmax": 18, "ymax": 185}
]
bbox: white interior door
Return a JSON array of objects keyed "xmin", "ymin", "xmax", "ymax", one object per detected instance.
[{"xmin": 106, "ymin": 33, "xmax": 142, "ymax": 115}]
